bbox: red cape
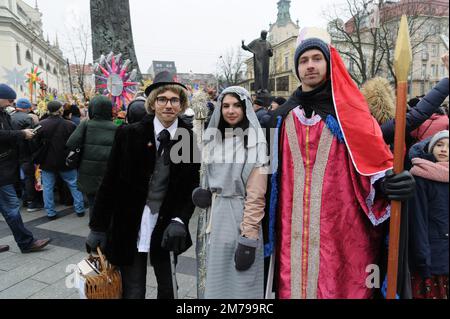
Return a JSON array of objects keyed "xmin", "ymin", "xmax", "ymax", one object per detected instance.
[{"xmin": 330, "ymin": 46, "xmax": 393, "ymax": 176}]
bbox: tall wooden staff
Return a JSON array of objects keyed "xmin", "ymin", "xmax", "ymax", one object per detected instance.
[{"xmin": 386, "ymin": 15, "xmax": 412, "ymax": 299}]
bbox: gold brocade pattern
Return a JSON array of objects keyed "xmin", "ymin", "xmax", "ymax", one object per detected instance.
[{"xmin": 285, "ymin": 112, "xmax": 305, "ymax": 299}]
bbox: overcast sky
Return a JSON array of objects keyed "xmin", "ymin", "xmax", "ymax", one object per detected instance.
[{"xmin": 23, "ymin": 0, "xmax": 345, "ymax": 74}]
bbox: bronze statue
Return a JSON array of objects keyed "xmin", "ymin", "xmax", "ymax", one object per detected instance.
[{"xmin": 242, "ymin": 30, "xmax": 273, "ymax": 94}]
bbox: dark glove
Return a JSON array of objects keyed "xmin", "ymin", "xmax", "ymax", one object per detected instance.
[
  {"xmin": 192, "ymin": 187, "xmax": 212, "ymax": 209},
  {"xmin": 379, "ymin": 169, "xmax": 415, "ymax": 201},
  {"xmin": 161, "ymin": 221, "xmax": 188, "ymax": 255},
  {"xmin": 234, "ymin": 236, "xmax": 258, "ymax": 271},
  {"xmin": 86, "ymin": 231, "xmax": 107, "ymax": 253}
]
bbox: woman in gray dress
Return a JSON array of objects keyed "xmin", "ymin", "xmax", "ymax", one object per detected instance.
[{"xmin": 194, "ymin": 86, "xmax": 268, "ymax": 299}]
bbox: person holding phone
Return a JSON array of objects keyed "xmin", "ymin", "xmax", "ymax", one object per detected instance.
[{"xmin": 0, "ymin": 84, "xmax": 51, "ymax": 253}]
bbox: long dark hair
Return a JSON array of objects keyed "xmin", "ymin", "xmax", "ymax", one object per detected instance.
[{"xmin": 217, "ymin": 92, "xmax": 249, "ymax": 147}]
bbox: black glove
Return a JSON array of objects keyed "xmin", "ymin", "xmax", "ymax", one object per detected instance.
[
  {"xmin": 86, "ymin": 231, "xmax": 107, "ymax": 253},
  {"xmin": 192, "ymin": 187, "xmax": 212, "ymax": 209},
  {"xmin": 234, "ymin": 236, "xmax": 258, "ymax": 271},
  {"xmin": 379, "ymin": 169, "xmax": 415, "ymax": 201},
  {"xmin": 161, "ymin": 221, "xmax": 188, "ymax": 255}
]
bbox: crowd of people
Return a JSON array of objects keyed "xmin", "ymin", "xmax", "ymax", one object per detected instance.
[{"xmin": 0, "ymin": 36, "xmax": 448, "ymax": 300}]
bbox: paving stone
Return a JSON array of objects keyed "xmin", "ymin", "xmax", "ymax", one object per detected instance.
[
  {"xmin": 0, "ymin": 251, "xmax": 14, "ymax": 262},
  {"xmin": 29, "ymin": 277, "xmax": 76, "ymax": 299},
  {"xmin": 0, "ymin": 253, "xmax": 37, "ymax": 271},
  {"xmin": 34, "ymin": 245, "xmax": 80, "ymax": 263},
  {"xmin": 32, "ymin": 251, "xmax": 86, "ymax": 284},
  {"xmin": 0, "ymin": 258, "xmax": 54, "ymax": 291},
  {"xmin": 0, "ymin": 201, "xmax": 199, "ymax": 299},
  {"xmin": 0, "ymin": 279, "xmax": 48, "ymax": 299}
]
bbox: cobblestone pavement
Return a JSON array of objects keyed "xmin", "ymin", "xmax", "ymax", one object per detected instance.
[{"xmin": 0, "ymin": 204, "xmax": 198, "ymax": 299}]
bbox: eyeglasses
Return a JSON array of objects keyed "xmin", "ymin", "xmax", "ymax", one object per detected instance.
[{"xmin": 156, "ymin": 97, "xmax": 181, "ymax": 107}]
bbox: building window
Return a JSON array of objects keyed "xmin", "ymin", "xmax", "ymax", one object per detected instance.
[
  {"xmin": 53, "ymin": 67, "xmax": 58, "ymax": 75},
  {"xmin": 276, "ymin": 76, "xmax": 289, "ymax": 92},
  {"xmin": 441, "ymin": 65, "xmax": 446, "ymax": 76},
  {"xmin": 421, "ymin": 64, "xmax": 427, "ymax": 78},
  {"xmin": 46, "ymin": 63, "xmax": 51, "ymax": 71},
  {"xmin": 25, "ymin": 50, "xmax": 32, "ymax": 61},
  {"xmin": 430, "ymin": 64, "xmax": 436, "ymax": 78},
  {"xmin": 349, "ymin": 60, "xmax": 355, "ymax": 73},
  {"xmin": 420, "ymin": 82, "xmax": 425, "ymax": 96},
  {"xmin": 39, "ymin": 58, "xmax": 44, "ymax": 68},
  {"xmin": 431, "ymin": 44, "xmax": 438, "ymax": 57},
  {"xmin": 16, "ymin": 44, "xmax": 21, "ymax": 65},
  {"xmin": 250, "ymin": 82, "xmax": 255, "ymax": 92},
  {"xmin": 284, "ymin": 55, "xmax": 289, "ymax": 71}
]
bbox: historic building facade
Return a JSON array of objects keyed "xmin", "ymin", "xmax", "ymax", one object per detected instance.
[
  {"xmin": 0, "ymin": 0, "xmax": 70, "ymax": 100},
  {"xmin": 240, "ymin": 0, "xmax": 300, "ymax": 99},
  {"xmin": 331, "ymin": 0, "xmax": 449, "ymax": 98}
]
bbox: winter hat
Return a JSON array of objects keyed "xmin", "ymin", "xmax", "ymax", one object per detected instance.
[
  {"xmin": 294, "ymin": 38, "xmax": 330, "ymax": 80},
  {"xmin": 428, "ymin": 130, "xmax": 449, "ymax": 153},
  {"xmin": 47, "ymin": 101, "xmax": 63, "ymax": 113},
  {"xmin": 0, "ymin": 84, "xmax": 17, "ymax": 100},
  {"xmin": 126, "ymin": 97, "xmax": 147, "ymax": 124},
  {"xmin": 273, "ymin": 97, "xmax": 287, "ymax": 106},
  {"xmin": 254, "ymin": 98, "xmax": 265, "ymax": 107},
  {"xmin": 16, "ymin": 98, "xmax": 32, "ymax": 109}
]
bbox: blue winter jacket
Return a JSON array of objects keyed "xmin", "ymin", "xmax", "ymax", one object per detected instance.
[
  {"xmin": 382, "ymin": 77, "xmax": 449, "ymax": 146},
  {"xmin": 408, "ymin": 139, "xmax": 449, "ymax": 278}
]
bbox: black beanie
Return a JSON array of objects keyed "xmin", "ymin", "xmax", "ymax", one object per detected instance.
[
  {"xmin": 273, "ymin": 97, "xmax": 287, "ymax": 106},
  {"xmin": 0, "ymin": 84, "xmax": 17, "ymax": 100},
  {"xmin": 47, "ymin": 101, "xmax": 63, "ymax": 113},
  {"xmin": 294, "ymin": 38, "xmax": 330, "ymax": 80}
]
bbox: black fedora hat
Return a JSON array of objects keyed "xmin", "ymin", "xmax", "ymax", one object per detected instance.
[{"xmin": 145, "ymin": 71, "xmax": 187, "ymax": 97}]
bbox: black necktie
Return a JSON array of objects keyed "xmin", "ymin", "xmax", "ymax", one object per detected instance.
[{"xmin": 157, "ymin": 129, "xmax": 171, "ymax": 165}]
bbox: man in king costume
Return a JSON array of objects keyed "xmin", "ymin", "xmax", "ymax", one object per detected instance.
[{"xmin": 268, "ymin": 34, "xmax": 415, "ymax": 299}]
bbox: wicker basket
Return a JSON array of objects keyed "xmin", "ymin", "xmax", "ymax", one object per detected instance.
[{"xmin": 83, "ymin": 247, "xmax": 122, "ymax": 299}]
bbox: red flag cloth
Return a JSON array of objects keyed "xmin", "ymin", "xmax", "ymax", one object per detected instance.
[{"xmin": 330, "ymin": 46, "xmax": 393, "ymax": 176}]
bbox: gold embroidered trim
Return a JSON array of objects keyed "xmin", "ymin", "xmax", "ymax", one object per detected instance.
[
  {"xmin": 306, "ymin": 126, "xmax": 334, "ymax": 299},
  {"xmin": 285, "ymin": 112, "xmax": 305, "ymax": 299}
]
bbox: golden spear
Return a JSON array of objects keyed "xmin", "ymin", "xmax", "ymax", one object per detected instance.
[{"xmin": 386, "ymin": 14, "xmax": 412, "ymax": 300}]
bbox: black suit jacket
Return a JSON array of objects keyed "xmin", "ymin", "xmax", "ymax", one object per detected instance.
[{"xmin": 89, "ymin": 114, "xmax": 200, "ymax": 266}]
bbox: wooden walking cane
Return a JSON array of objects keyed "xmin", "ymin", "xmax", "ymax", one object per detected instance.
[{"xmin": 386, "ymin": 15, "xmax": 412, "ymax": 300}]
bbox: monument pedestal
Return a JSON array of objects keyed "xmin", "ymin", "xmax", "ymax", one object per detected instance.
[{"xmin": 256, "ymin": 90, "xmax": 272, "ymax": 108}]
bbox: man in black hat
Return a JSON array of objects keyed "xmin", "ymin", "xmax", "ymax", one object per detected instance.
[
  {"xmin": 0, "ymin": 83, "xmax": 51, "ymax": 253},
  {"xmin": 86, "ymin": 71, "xmax": 200, "ymax": 299}
]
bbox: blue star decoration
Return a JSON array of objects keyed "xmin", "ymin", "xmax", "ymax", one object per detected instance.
[{"xmin": 2, "ymin": 67, "xmax": 27, "ymax": 87}]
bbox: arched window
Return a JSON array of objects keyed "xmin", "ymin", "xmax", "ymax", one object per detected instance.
[
  {"xmin": 16, "ymin": 44, "xmax": 21, "ymax": 65},
  {"xmin": 46, "ymin": 63, "xmax": 51, "ymax": 71},
  {"xmin": 53, "ymin": 67, "xmax": 58, "ymax": 75},
  {"xmin": 39, "ymin": 58, "xmax": 44, "ymax": 68},
  {"xmin": 25, "ymin": 50, "xmax": 32, "ymax": 61}
]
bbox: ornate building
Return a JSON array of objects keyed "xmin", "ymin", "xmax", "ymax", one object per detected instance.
[
  {"xmin": 0, "ymin": 0, "xmax": 70, "ymax": 99},
  {"xmin": 240, "ymin": 0, "xmax": 300, "ymax": 98},
  {"xmin": 331, "ymin": 0, "xmax": 449, "ymax": 98}
]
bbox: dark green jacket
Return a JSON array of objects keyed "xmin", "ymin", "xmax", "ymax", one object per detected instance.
[{"xmin": 66, "ymin": 106, "xmax": 117, "ymax": 195}]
